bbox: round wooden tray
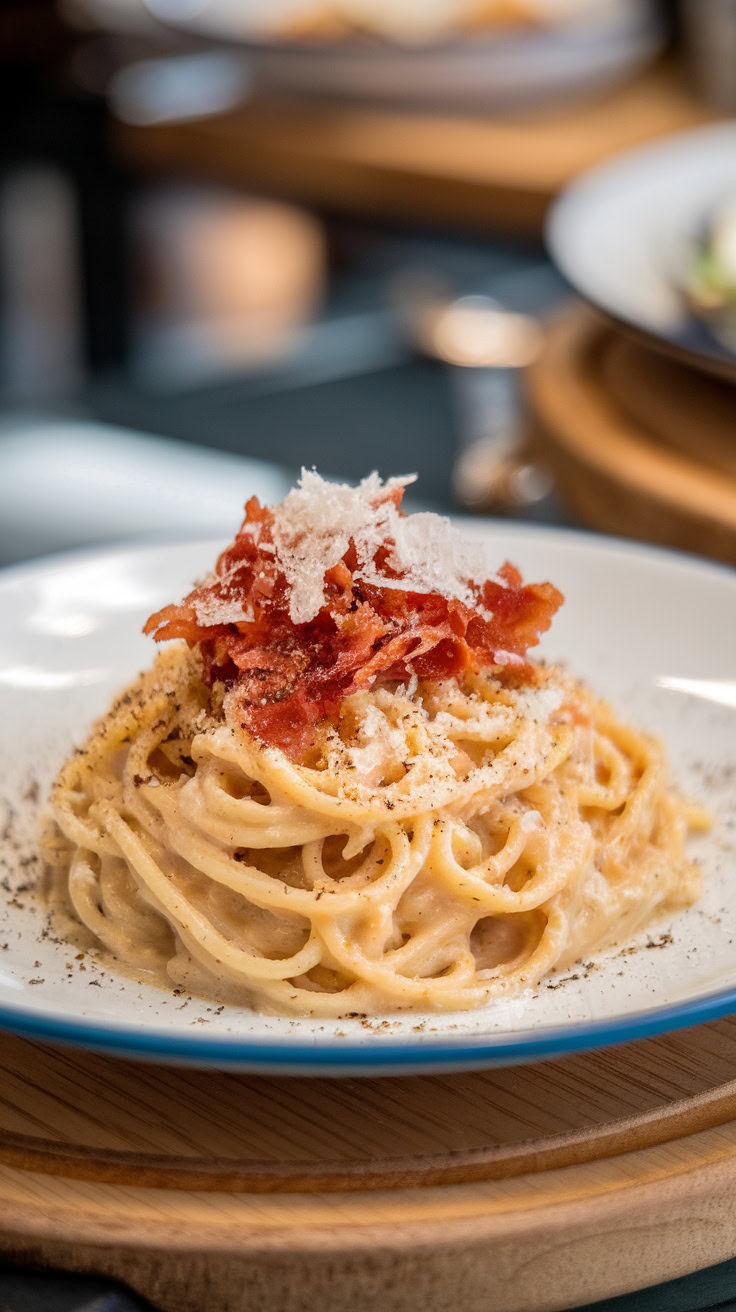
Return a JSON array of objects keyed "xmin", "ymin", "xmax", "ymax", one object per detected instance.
[
  {"xmin": 524, "ymin": 305, "xmax": 736, "ymax": 564},
  {"xmin": 4, "ymin": 1020, "xmax": 736, "ymax": 1311}
]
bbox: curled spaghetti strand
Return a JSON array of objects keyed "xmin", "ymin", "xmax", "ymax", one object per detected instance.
[{"xmin": 49, "ymin": 645, "xmax": 703, "ymax": 1017}]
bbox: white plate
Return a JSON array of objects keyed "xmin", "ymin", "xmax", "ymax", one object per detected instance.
[
  {"xmin": 145, "ymin": 0, "xmax": 664, "ymax": 111},
  {"xmin": 547, "ymin": 122, "xmax": 736, "ymax": 381},
  {"xmin": 0, "ymin": 526, "xmax": 734, "ymax": 1075}
]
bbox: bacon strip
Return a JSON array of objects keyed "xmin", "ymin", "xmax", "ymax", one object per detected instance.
[{"xmin": 145, "ymin": 493, "xmax": 563, "ymax": 758}]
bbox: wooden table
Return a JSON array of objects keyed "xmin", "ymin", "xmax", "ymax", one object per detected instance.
[{"xmin": 115, "ymin": 63, "xmax": 718, "ymax": 234}]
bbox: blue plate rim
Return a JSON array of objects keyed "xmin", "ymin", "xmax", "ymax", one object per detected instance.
[{"xmin": 2, "ymin": 984, "xmax": 736, "ymax": 1067}]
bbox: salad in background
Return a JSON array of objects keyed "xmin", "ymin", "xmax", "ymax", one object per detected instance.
[{"xmin": 687, "ymin": 195, "xmax": 736, "ymax": 354}]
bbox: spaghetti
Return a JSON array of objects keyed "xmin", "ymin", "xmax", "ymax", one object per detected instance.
[{"xmin": 49, "ymin": 474, "xmax": 705, "ymax": 1015}]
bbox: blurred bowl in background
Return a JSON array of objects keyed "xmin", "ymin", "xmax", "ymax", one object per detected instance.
[{"xmin": 547, "ymin": 122, "xmax": 736, "ymax": 383}]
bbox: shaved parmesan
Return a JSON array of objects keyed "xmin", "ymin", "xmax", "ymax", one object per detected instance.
[
  {"xmin": 270, "ymin": 469, "xmax": 505, "ymax": 624},
  {"xmin": 193, "ymin": 596, "xmax": 254, "ymax": 626}
]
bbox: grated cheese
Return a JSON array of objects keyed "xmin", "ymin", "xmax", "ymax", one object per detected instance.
[
  {"xmin": 270, "ymin": 469, "xmax": 505, "ymax": 624},
  {"xmin": 514, "ymin": 682, "xmax": 565, "ymax": 722},
  {"xmin": 339, "ymin": 703, "xmax": 408, "ymax": 789},
  {"xmin": 519, "ymin": 809, "xmax": 542, "ymax": 833},
  {"xmin": 494, "ymin": 649, "xmax": 525, "ymax": 668},
  {"xmin": 193, "ymin": 596, "xmax": 254, "ymax": 626}
]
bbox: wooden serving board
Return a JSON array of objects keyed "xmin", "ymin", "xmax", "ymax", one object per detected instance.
[
  {"xmin": 525, "ymin": 305, "xmax": 736, "ymax": 564},
  {"xmin": 114, "ymin": 63, "xmax": 717, "ymax": 234},
  {"xmin": 4, "ymin": 1020, "xmax": 736, "ymax": 1310}
]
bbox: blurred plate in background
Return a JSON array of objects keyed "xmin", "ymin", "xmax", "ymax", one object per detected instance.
[
  {"xmin": 547, "ymin": 121, "xmax": 736, "ymax": 381},
  {"xmin": 0, "ymin": 419, "xmax": 290, "ymax": 564},
  {"xmin": 145, "ymin": 0, "xmax": 665, "ymax": 111}
]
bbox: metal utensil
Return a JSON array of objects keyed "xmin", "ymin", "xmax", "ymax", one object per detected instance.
[{"xmin": 393, "ymin": 275, "xmax": 550, "ymax": 513}]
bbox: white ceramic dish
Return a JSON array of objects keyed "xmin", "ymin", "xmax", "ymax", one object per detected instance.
[
  {"xmin": 144, "ymin": 0, "xmax": 663, "ymax": 111},
  {"xmin": 547, "ymin": 122, "xmax": 736, "ymax": 381},
  {"xmin": 0, "ymin": 526, "xmax": 734, "ymax": 1075}
]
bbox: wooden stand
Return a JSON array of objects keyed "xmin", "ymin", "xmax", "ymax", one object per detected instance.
[
  {"xmin": 525, "ymin": 305, "xmax": 736, "ymax": 564},
  {"xmin": 3, "ymin": 1018, "xmax": 736, "ymax": 1310}
]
